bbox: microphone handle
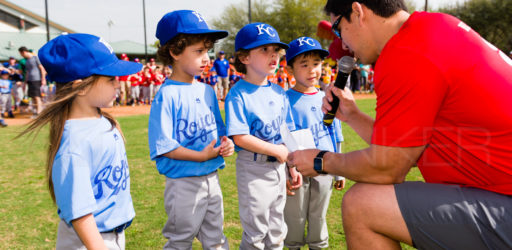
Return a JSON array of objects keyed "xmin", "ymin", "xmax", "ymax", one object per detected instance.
[
  {"xmin": 323, "ymin": 73, "xmax": 348, "ymax": 126},
  {"xmin": 323, "ymin": 95, "xmax": 340, "ymax": 126}
]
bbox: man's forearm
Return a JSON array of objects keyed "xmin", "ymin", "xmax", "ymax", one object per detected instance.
[
  {"xmin": 322, "ymin": 145, "xmax": 421, "ymax": 184},
  {"xmin": 346, "ymin": 110, "xmax": 375, "ymax": 145}
]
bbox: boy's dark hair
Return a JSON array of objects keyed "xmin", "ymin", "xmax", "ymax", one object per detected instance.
[
  {"xmin": 324, "ymin": 0, "xmax": 407, "ymax": 22},
  {"xmin": 234, "ymin": 49, "xmax": 250, "ymax": 74},
  {"xmin": 288, "ymin": 51, "xmax": 326, "ymax": 68},
  {"xmin": 18, "ymin": 46, "xmax": 29, "ymax": 52},
  {"xmin": 157, "ymin": 33, "xmax": 217, "ymax": 67}
]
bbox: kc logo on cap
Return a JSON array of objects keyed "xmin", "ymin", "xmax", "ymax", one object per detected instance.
[
  {"xmin": 297, "ymin": 37, "xmax": 316, "ymax": 47},
  {"xmin": 235, "ymin": 22, "xmax": 289, "ymax": 52},
  {"xmin": 256, "ymin": 24, "xmax": 276, "ymax": 37},
  {"xmin": 286, "ymin": 36, "xmax": 329, "ymax": 63},
  {"xmin": 156, "ymin": 10, "xmax": 228, "ymax": 46}
]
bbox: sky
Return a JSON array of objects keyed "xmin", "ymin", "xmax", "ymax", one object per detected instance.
[{"xmin": 10, "ymin": 0, "xmax": 468, "ymax": 45}]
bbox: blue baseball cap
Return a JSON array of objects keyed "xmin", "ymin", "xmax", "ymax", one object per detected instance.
[
  {"xmin": 156, "ymin": 10, "xmax": 228, "ymax": 45},
  {"xmin": 1, "ymin": 70, "xmax": 9, "ymax": 75},
  {"xmin": 235, "ymin": 22, "xmax": 289, "ymax": 52},
  {"xmin": 38, "ymin": 33, "xmax": 142, "ymax": 83},
  {"xmin": 286, "ymin": 36, "xmax": 329, "ymax": 63}
]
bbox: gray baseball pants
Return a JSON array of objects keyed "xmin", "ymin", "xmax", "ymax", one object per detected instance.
[
  {"xmin": 236, "ymin": 150, "xmax": 287, "ymax": 250},
  {"xmin": 163, "ymin": 171, "xmax": 228, "ymax": 250}
]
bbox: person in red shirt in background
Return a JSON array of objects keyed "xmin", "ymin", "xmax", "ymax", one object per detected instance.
[
  {"xmin": 152, "ymin": 66, "xmax": 164, "ymax": 100},
  {"xmin": 288, "ymin": 0, "xmax": 512, "ymax": 249},
  {"xmin": 148, "ymin": 58, "xmax": 157, "ymax": 71},
  {"xmin": 141, "ymin": 66, "xmax": 153, "ymax": 105},
  {"xmin": 128, "ymin": 69, "xmax": 142, "ymax": 106},
  {"xmin": 119, "ymin": 54, "xmax": 131, "ymax": 105}
]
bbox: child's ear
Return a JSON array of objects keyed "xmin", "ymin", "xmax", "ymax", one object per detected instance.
[
  {"xmin": 169, "ymin": 49, "xmax": 180, "ymax": 62},
  {"xmin": 239, "ymin": 54, "xmax": 250, "ymax": 65},
  {"xmin": 72, "ymin": 80, "xmax": 88, "ymax": 96},
  {"xmin": 286, "ymin": 65, "xmax": 293, "ymax": 75}
]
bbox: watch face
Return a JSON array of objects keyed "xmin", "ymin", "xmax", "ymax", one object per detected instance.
[{"xmin": 314, "ymin": 157, "xmax": 322, "ymax": 172}]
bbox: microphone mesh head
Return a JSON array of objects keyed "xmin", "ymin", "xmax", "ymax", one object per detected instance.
[{"xmin": 338, "ymin": 56, "xmax": 355, "ymax": 74}]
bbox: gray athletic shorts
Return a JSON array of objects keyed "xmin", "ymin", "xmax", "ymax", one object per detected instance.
[{"xmin": 395, "ymin": 181, "xmax": 512, "ymax": 250}]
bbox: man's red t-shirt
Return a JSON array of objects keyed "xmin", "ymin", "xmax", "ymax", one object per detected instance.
[{"xmin": 372, "ymin": 12, "xmax": 512, "ymax": 195}]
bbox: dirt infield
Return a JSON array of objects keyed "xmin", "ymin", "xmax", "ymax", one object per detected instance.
[{"xmin": 4, "ymin": 93, "xmax": 375, "ymax": 126}]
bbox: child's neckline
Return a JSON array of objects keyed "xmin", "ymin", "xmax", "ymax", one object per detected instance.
[
  {"xmin": 67, "ymin": 115, "xmax": 103, "ymax": 122},
  {"xmin": 291, "ymin": 87, "xmax": 318, "ymax": 95}
]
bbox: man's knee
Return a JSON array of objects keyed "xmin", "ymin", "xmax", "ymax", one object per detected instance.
[
  {"xmin": 342, "ymin": 183, "xmax": 395, "ymax": 220},
  {"xmin": 342, "ymin": 183, "xmax": 371, "ymax": 218}
]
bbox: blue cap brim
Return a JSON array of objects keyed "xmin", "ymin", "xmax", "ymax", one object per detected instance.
[
  {"xmin": 238, "ymin": 40, "xmax": 289, "ymax": 51},
  {"xmin": 182, "ymin": 29, "xmax": 229, "ymax": 40},
  {"xmin": 287, "ymin": 48, "xmax": 329, "ymax": 63},
  {"xmin": 93, "ymin": 60, "xmax": 142, "ymax": 77}
]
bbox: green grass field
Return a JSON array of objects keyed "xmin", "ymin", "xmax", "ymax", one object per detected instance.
[{"xmin": 0, "ymin": 98, "xmax": 422, "ymax": 249}]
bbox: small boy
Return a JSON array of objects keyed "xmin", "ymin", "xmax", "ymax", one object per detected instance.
[
  {"xmin": 224, "ymin": 22, "xmax": 301, "ymax": 249},
  {"xmin": 209, "ymin": 70, "xmax": 219, "ymax": 94},
  {"xmin": 283, "ymin": 37, "xmax": 346, "ymax": 250},
  {"xmin": 148, "ymin": 10, "xmax": 234, "ymax": 249},
  {"xmin": 0, "ymin": 70, "xmax": 13, "ymax": 118}
]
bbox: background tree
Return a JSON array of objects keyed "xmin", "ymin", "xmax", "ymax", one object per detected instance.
[
  {"xmin": 439, "ymin": 0, "xmax": 512, "ymax": 53},
  {"xmin": 211, "ymin": 0, "xmax": 277, "ymax": 55}
]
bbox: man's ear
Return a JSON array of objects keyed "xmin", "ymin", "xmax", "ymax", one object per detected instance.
[{"xmin": 352, "ymin": 2, "xmax": 365, "ymax": 26}]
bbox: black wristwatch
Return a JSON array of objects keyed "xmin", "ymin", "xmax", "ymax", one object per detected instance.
[{"xmin": 313, "ymin": 150, "xmax": 329, "ymax": 174}]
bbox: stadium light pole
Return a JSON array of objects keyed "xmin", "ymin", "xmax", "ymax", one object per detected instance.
[
  {"xmin": 142, "ymin": 0, "xmax": 148, "ymax": 61},
  {"xmin": 248, "ymin": 0, "xmax": 252, "ymax": 23},
  {"xmin": 44, "ymin": 0, "xmax": 50, "ymax": 41}
]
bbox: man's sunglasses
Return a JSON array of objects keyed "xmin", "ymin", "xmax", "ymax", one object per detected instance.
[{"xmin": 332, "ymin": 16, "xmax": 342, "ymax": 38}]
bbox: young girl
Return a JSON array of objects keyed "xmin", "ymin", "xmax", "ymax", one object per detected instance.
[{"xmin": 17, "ymin": 33, "xmax": 142, "ymax": 250}]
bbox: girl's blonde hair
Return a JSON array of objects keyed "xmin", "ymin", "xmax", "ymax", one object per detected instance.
[{"xmin": 16, "ymin": 75, "xmax": 122, "ymax": 203}]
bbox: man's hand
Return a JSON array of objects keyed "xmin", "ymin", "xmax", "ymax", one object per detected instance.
[
  {"xmin": 287, "ymin": 149, "xmax": 321, "ymax": 177},
  {"xmin": 322, "ymin": 85, "xmax": 360, "ymax": 123}
]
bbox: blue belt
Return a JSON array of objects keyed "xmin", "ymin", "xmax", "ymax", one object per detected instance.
[
  {"xmin": 102, "ymin": 220, "xmax": 132, "ymax": 233},
  {"xmin": 253, "ymin": 153, "xmax": 277, "ymax": 162}
]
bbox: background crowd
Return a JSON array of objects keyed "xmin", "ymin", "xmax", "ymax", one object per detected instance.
[{"xmin": 0, "ymin": 46, "xmax": 375, "ymax": 127}]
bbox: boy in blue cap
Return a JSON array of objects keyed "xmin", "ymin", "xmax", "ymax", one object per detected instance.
[
  {"xmin": 0, "ymin": 70, "xmax": 13, "ymax": 119},
  {"xmin": 148, "ymin": 10, "xmax": 234, "ymax": 249},
  {"xmin": 224, "ymin": 22, "xmax": 301, "ymax": 249},
  {"xmin": 283, "ymin": 37, "xmax": 346, "ymax": 250},
  {"xmin": 18, "ymin": 33, "xmax": 141, "ymax": 249}
]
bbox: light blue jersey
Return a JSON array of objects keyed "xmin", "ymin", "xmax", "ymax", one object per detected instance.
[
  {"xmin": 286, "ymin": 89, "xmax": 343, "ymax": 152},
  {"xmin": 52, "ymin": 117, "xmax": 134, "ymax": 232},
  {"xmin": 225, "ymin": 79, "xmax": 295, "ymax": 151},
  {"xmin": 0, "ymin": 79, "xmax": 11, "ymax": 94},
  {"xmin": 148, "ymin": 79, "xmax": 226, "ymax": 178}
]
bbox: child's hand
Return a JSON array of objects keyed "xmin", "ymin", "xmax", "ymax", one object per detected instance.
[
  {"xmin": 274, "ymin": 144, "xmax": 289, "ymax": 163},
  {"xmin": 286, "ymin": 180, "xmax": 296, "ymax": 196},
  {"xmin": 201, "ymin": 139, "xmax": 221, "ymax": 161},
  {"xmin": 334, "ymin": 179, "xmax": 346, "ymax": 191},
  {"xmin": 286, "ymin": 167, "xmax": 302, "ymax": 196},
  {"xmin": 219, "ymin": 136, "xmax": 234, "ymax": 157}
]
